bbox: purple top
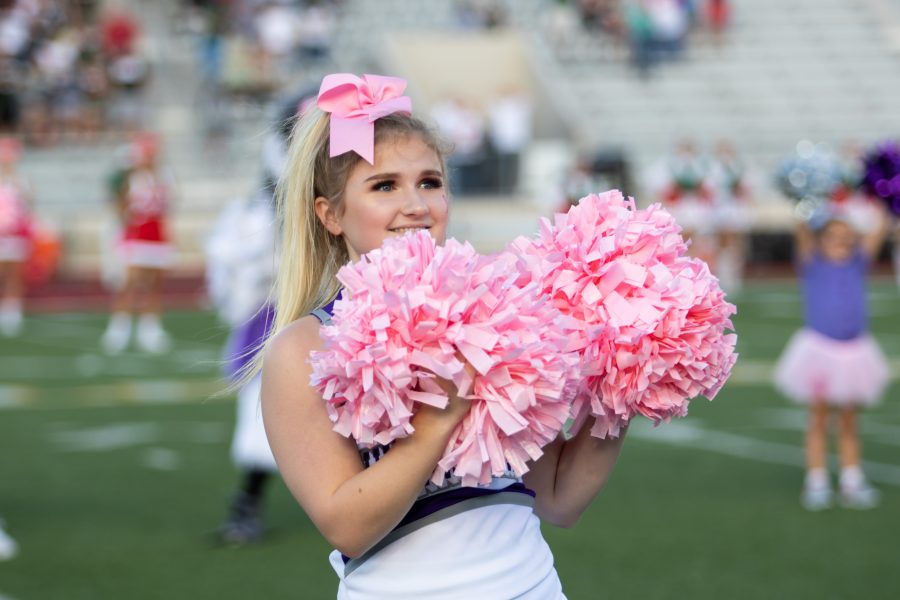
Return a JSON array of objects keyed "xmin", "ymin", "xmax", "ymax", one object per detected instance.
[
  {"xmin": 801, "ymin": 251, "xmax": 868, "ymax": 341},
  {"xmin": 224, "ymin": 303, "xmax": 276, "ymax": 381}
]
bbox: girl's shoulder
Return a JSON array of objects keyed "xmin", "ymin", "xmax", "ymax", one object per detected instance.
[{"xmin": 263, "ymin": 315, "xmax": 324, "ymax": 366}]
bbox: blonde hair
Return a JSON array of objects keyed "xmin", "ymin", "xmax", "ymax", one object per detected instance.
[{"xmin": 241, "ymin": 106, "xmax": 449, "ymax": 383}]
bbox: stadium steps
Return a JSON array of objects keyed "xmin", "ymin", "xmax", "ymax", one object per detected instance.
[{"xmin": 518, "ymin": 0, "xmax": 900, "ymax": 186}]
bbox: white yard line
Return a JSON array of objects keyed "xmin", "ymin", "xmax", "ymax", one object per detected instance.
[
  {"xmin": 49, "ymin": 423, "xmax": 161, "ymax": 452},
  {"xmin": 0, "ymin": 350, "xmax": 222, "ymax": 381},
  {"xmin": 0, "ymin": 378, "xmax": 228, "ymax": 410},
  {"xmin": 631, "ymin": 420, "xmax": 900, "ymax": 487}
]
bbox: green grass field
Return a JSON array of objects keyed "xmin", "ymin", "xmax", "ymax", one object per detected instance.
[{"xmin": 1, "ymin": 282, "xmax": 898, "ymax": 599}]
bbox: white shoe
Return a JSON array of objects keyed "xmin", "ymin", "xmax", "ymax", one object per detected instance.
[
  {"xmin": 102, "ymin": 318, "xmax": 132, "ymax": 354},
  {"xmin": 0, "ymin": 521, "xmax": 18, "ymax": 561},
  {"xmin": 136, "ymin": 318, "xmax": 172, "ymax": 354},
  {"xmin": 0, "ymin": 309, "xmax": 22, "ymax": 337},
  {"xmin": 840, "ymin": 482, "xmax": 881, "ymax": 510},
  {"xmin": 801, "ymin": 485, "xmax": 834, "ymax": 511}
]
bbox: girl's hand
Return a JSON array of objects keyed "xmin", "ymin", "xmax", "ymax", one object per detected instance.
[{"xmin": 416, "ymin": 356, "xmax": 476, "ymax": 426}]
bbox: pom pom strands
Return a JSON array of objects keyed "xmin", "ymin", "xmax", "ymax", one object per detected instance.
[
  {"xmin": 862, "ymin": 141, "xmax": 900, "ymax": 217},
  {"xmin": 508, "ymin": 191, "xmax": 737, "ymax": 438},
  {"xmin": 310, "ymin": 231, "xmax": 578, "ymax": 487}
]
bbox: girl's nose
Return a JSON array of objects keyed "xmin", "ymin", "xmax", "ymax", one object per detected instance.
[{"xmin": 402, "ymin": 188, "xmax": 429, "ymax": 216}]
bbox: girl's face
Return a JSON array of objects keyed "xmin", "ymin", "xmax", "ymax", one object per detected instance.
[
  {"xmin": 317, "ymin": 134, "xmax": 448, "ymax": 262},
  {"xmin": 819, "ymin": 220, "xmax": 857, "ymax": 262}
]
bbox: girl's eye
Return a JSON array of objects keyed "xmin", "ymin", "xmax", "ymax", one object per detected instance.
[
  {"xmin": 419, "ymin": 177, "xmax": 443, "ymax": 189},
  {"xmin": 372, "ymin": 180, "xmax": 394, "ymax": 192}
]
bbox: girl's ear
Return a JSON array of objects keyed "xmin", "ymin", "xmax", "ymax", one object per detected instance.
[{"xmin": 314, "ymin": 196, "xmax": 343, "ymax": 236}]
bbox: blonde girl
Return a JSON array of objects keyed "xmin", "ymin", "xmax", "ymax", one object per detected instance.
[{"xmin": 257, "ymin": 74, "xmax": 626, "ymax": 598}]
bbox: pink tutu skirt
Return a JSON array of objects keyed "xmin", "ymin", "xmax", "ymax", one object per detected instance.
[{"xmin": 774, "ymin": 328, "xmax": 889, "ymax": 406}]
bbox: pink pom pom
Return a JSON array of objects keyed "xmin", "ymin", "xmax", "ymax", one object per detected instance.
[
  {"xmin": 310, "ymin": 231, "xmax": 578, "ymax": 487},
  {"xmin": 508, "ymin": 190, "xmax": 737, "ymax": 438}
]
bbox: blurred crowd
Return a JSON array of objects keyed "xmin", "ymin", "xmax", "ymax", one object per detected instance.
[
  {"xmin": 177, "ymin": 0, "xmax": 340, "ymax": 101},
  {"xmin": 544, "ymin": 0, "xmax": 733, "ymax": 74},
  {"xmin": 430, "ymin": 88, "xmax": 533, "ymax": 196},
  {"xmin": 0, "ymin": 0, "xmax": 150, "ymax": 145}
]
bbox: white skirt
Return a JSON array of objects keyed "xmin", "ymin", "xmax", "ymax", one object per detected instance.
[
  {"xmin": 668, "ymin": 197, "xmax": 715, "ymax": 235},
  {"xmin": 0, "ymin": 236, "xmax": 29, "ymax": 262},
  {"xmin": 230, "ymin": 375, "xmax": 278, "ymax": 471},
  {"xmin": 330, "ymin": 501, "xmax": 566, "ymax": 599},
  {"xmin": 120, "ymin": 240, "xmax": 174, "ymax": 268},
  {"xmin": 713, "ymin": 202, "xmax": 751, "ymax": 232}
]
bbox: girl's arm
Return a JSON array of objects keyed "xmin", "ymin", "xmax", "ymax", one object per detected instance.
[
  {"xmin": 523, "ymin": 418, "xmax": 627, "ymax": 528},
  {"xmin": 794, "ymin": 220, "xmax": 815, "ymax": 264},
  {"xmin": 261, "ymin": 316, "xmax": 470, "ymax": 558}
]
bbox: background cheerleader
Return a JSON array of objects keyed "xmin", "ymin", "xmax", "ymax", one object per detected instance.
[
  {"xmin": 206, "ymin": 87, "xmax": 315, "ymax": 546},
  {"xmin": 100, "ymin": 131, "xmax": 175, "ymax": 354},
  {"xmin": 774, "ymin": 204, "xmax": 890, "ymax": 510},
  {"xmin": 0, "ymin": 136, "xmax": 32, "ymax": 337},
  {"xmin": 646, "ymin": 138, "xmax": 717, "ymax": 262},
  {"xmin": 708, "ymin": 139, "xmax": 753, "ymax": 293}
]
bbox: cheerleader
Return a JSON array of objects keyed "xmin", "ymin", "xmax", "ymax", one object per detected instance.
[
  {"xmin": 252, "ymin": 73, "xmax": 626, "ymax": 598},
  {"xmin": 708, "ymin": 139, "xmax": 752, "ymax": 293},
  {"xmin": 649, "ymin": 139, "xmax": 716, "ymax": 262},
  {"xmin": 207, "ymin": 88, "xmax": 316, "ymax": 545},
  {"xmin": 0, "ymin": 137, "xmax": 32, "ymax": 337},
  {"xmin": 101, "ymin": 132, "xmax": 174, "ymax": 354},
  {"xmin": 774, "ymin": 205, "xmax": 890, "ymax": 510}
]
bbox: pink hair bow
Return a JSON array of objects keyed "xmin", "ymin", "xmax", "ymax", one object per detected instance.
[{"xmin": 317, "ymin": 73, "xmax": 412, "ymax": 164}]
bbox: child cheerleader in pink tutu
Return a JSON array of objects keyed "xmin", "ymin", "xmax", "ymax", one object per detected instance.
[
  {"xmin": 774, "ymin": 205, "xmax": 890, "ymax": 510},
  {"xmin": 253, "ymin": 73, "xmax": 627, "ymax": 598}
]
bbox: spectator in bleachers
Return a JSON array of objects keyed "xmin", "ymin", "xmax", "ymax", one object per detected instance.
[
  {"xmin": 705, "ymin": 0, "xmax": 730, "ymax": 44},
  {"xmin": 75, "ymin": 38, "xmax": 111, "ymax": 142},
  {"xmin": 430, "ymin": 95, "xmax": 487, "ymax": 195},
  {"xmin": 543, "ymin": 0, "xmax": 582, "ymax": 50},
  {"xmin": 0, "ymin": 0, "xmax": 148, "ymax": 145},
  {"xmin": 253, "ymin": 0, "xmax": 301, "ymax": 85},
  {"xmin": 102, "ymin": 8, "xmax": 149, "ymax": 134},
  {"xmin": 34, "ymin": 26, "xmax": 83, "ymax": 142},
  {"xmin": 185, "ymin": 0, "xmax": 336, "ymax": 104},
  {"xmin": 100, "ymin": 9, "xmax": 140, "ymax": 59},
  {"xmin": 454, "ymin": 0, "xmax": 507, "ymax": 30},
  {"xmin": 578, "ymin": 0, "xmax": 626, "ymax": 40},
  {"xmin": 0, "ymin": 53, "xmax": 21, "ymax": 136},
  {"xmin": 486, "ymin": 87, "xmax": 532, "ymax": 194},
  {"xmin": 296, "ymin": 0, "xmax": 336, "ymax": 65}
]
